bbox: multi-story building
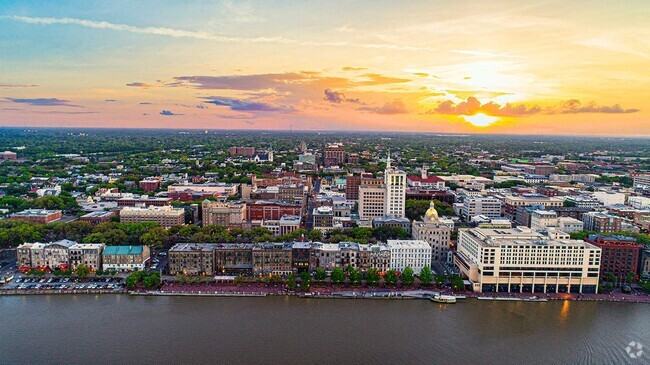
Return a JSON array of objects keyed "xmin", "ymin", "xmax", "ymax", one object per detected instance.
[
  {"xmin": 229, "ymin": 147, "xmax": 255, "ymax": 157},
  {"xmin": 358, "ymin": 184, "xmax": 385, "ymax": 220},
  {"xmin": 69, "ymin": 243, "xmax": 105, "ymax": 271},
  {"xmin": 213, "ymin": 244, "xmax": 254, "ymax": 275},
  {"xmin": 167, "ymin": 183, "xmax": 239, "ymax": 201},
  {"xmin": 582, "ymin": 211, "xmax": 623, "ymax": 233},
  {"xmin": 324, "ymin": 143, "xmax": 346, "ymax": 167},
  {"xmin": 593, "ymin": 191, "xmax": 626, "ymax": 207},
  {"xmin": 246, "ymin": 201, "xmax": 302, "ymax": 221},
  {"xmin": 358, "ymin": 243, "xmax": 391, "ymax": 272},
  {"xmin": 461, "ymin": 197, "xmax": 502, "ymax": 220},
  {"xmin": 313, "ymin": 206, "xmax": 334, "ymax": 230},
  {"xmin": 262, "ymin": 215, "xmax": 301, "ymax": 236},
  {"xmin": 345, "ymin": 175, "xmax": 361, "ymax": 200},
  {"xmin": 501, "ymin": 194, "xmax": 563, "ymax": 218},
  {"xmin": 277, "ymin": 185, "xmax": 306, "ymax": 204},
  {"xmin": 372, "ymin": 216, "xmax": 411, "ymax": 235},
  {"xmin": 586, "ymin": 234, "xmax": 643, "ymax": 283},
  {"xmin": 168, "ymin": 243, "xmax": 216, "ymax": 276},
  {"xmin": 564, "ymin": 196, "xmax": 601, "ymax": 209},
  {"xmin": 556, "ymin": 217, "xmax": 584, "ymax": 233},
  {"xmin": 530, "ymin": 210, "xmax": 559, "ymax": 230},
  {"xmin": 0, "ymin": 150, "xmax": 17, "ymax": 160},
  {"xmin": 102, "ymin": 245, "xmax": 150, "ymax": 272},
  {"xmin": 386, "ymin": 240, "xmax": 431, "ymax": 274},
  {"xmin": 10, "ymin": 209, "xmax": 62, "ymax": 224},
  {"xmin": 412, "ymin": 202, "xmax": 452, "ymax": 263},
  {"xmin": 17, "ymin": 239, "xmax": 76, "ymax": 270},
  {"xmin": 455, "ymin": 227, "xmax": 601, "ymax": 294},
  {"xmin": 632, "ymin": 173, "xmax": 650, "ymax": 188},
  {"xmin": 201, "ymin": 200, "xmax": 246, "ymax": 228},
  {"xmin": 407, "ymin": 171, "xmax": 445, "ymax": 190},
  {"xmin": 116, "ymin": 195, "xmax": 172, "ymax": 207},
  {"xmin": 139, "ymin": 179, "xmax": 161, "ymax": 192},
  {"xmin": 384, "ymin": 156, "xmax": 406, "ymax": 218},
  {"xmin": 309, "ymin": 242, "xmax": 359, "ymax": 270},
  {"xmin": 252, "ymin": 243, "xmax": 293, "ymax": 276},
  {"xmin": 291, "ymin": 242, "xmax": 311, "ymax": 273},
  {"xmin": 120, "ymin": 205, "xmax": 185, "ymax": 228},
  {"xmin": 640, "ymin": 249, "xmax": 650, "ymax": 280},
  {"xmin": 79, "ymin": 211, "xmax": 115, "ymax": 225}
]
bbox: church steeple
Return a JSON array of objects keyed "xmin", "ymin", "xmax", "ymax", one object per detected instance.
[{"xmin": 386, "ymin": 149, "xmax": 391, "ymax": 170}]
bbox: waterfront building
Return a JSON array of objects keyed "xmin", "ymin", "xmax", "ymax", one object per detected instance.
[
  {"xmin": 102, "ymin": 245, "xmax": 150, "ymax": 272},
  {"xmin": 69, "ymin": 243, "xmax": 105, "ymax": 271},
  {"xmin": 119, "ymin": 205, "xmax": 185, "ymax": 228},
  {"xmin": 412, "ymin": 201, "xmax": 452, "ymax": 263},
  {"xmin": 586, "ymin": 234, "xmax": 643, "ymax": 283},
  {"xmin": 10, "ymin": 209, "xmax": 62, "ymax": 224},
  {"xmin": 309, "ymin": 242, "xmax": 360, "ymax": 271},
  {"xmin": 168, "ymin": 243, "xmax": 216, "ymax": 276},
  {"xmin": 386, "ymin": 240, "xmax": 432, "ymax": 274},
  {"xmin": 455, "ymin": 227, "xmax": 601, "ymax": 294},
  {"xmin": 252, "ymin": 242, "xmax": 293, "ymax": 276},
  {"xmin": 213, "ymin": 244, "xmax": 254, "ymax": 275},
  {"xmin": 358, "ymin": 243, "xmax": 391, "ymax": 272},
  {"xmin": 17, "ymin": 239, "xmax": 76, "ymax": 270},
  {"xmin": 291, "ymin": 242, "xmax": 311, "ymax": 273}
]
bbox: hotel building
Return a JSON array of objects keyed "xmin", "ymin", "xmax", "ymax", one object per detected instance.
[{"xmin": 455, "ymin": 227, "xmax": 601, "ymax": 294}]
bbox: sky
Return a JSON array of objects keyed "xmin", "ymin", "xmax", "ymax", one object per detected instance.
[{"xmin": 1, "ymin": 0, "xmax": 649, "ymax": 135}]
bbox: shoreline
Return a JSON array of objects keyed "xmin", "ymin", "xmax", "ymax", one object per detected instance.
[{"xmin": 3, "ymin": 288, "xmax": 649, "ymax": 304}]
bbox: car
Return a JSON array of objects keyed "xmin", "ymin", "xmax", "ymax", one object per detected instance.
[{"xmin": 159, "ymin": 252, "xmax": 167, "ymax": 256}]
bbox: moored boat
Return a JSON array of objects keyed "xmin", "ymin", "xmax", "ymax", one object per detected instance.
[{"xmin": 430, "ymin": 293, "xmax": 457, "ymax": 304}]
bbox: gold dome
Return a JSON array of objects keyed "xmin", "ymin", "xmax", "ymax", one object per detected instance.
[{"xmin": 423, "ymin": 201, "xmax": 439, "ymax": 222}]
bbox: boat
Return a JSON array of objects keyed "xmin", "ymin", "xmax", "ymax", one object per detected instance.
[{"xmin": 430, "ymin": 293, "xmax": 457, "ymax": 304}]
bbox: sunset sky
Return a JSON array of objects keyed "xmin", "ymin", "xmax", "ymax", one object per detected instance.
[{"xmin": 1, "ymin": 0, "xmax": 649, "ymax": 135}]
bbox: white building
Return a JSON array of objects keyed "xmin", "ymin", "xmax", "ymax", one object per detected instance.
[
  {"xmin": 387, "ymin": 240, "xmax": 432, "ymax": 274},
  {"xmin": 530, "ymin": 210, "xmax": 559, "ymax": 230},
  {"xmin": 454, "ymin": 227, "xmax": 601, "ymax": 294},
  {"xmin": 461, "ymin": 196, "xmax": 502, "ymax": 220},
  {"xmin": 628, "ymin": 196, "xmax": 650, "ymax": 210},
  {"xmin": 384, "ymin": 154, "xmax": 406, "ymax": 218},
  {"xmin": 593, "ymin": 191, "xmax": 626, "ymax": 207}
]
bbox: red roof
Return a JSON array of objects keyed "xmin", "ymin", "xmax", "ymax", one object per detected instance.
[{"xmin": 407, "ymin": 175, "xmax": 444, "ymax": 183}]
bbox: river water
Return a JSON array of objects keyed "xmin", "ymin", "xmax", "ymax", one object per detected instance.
[{"xmin": 1, "ymin": 295, "xmax": 648, "ymax": 364}]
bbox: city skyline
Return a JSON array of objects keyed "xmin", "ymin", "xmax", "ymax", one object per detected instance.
[{"xmin": 1, "ymin": 1, "xmax": 649, "ymax": 135}]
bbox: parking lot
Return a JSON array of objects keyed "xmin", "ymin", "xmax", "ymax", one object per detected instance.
[{"xmin": 2, "ymin": 276, "xmax": 124, "ymax": 292}]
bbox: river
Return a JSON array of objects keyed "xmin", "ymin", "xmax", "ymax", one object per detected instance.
[{"xmin": 1, "ymin": 295, "xmax": 648, "ymax": 364}]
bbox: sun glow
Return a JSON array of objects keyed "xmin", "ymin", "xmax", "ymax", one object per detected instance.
[{"xmin": 461, "ymin": 113, "xmax": 499, "ymax": 127}]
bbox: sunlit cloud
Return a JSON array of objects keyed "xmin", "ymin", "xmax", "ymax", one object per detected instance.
[{"xmin": 4, "ymin": 97, "xmax": 80, "ymax": 107}]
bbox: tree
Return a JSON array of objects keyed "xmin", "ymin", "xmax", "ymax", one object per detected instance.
[
  {"xmin": 348, "ymin": 266, "xmax": 362, "ymax": 286},
  {"xmin": 299, "ymin": 271, "xmax": 311, "ymax": 291},
  {"xmin": 365, "ymin": 268, "xmax": 380, "ymax": 287},
  {"xmin": 331, "ymin": 267, "xmax": 345, "ymax": 284},
  {"xmin": 401, "ymin": 266, "xmax": 415, "ymax": 286},
  {"xmin": 450, "ymin": 274, "xmax": 464, "ymax": 291},
  {"xmin": 314, "ymin": 267, "xmax": 327, "ymax": 281},
  {"xmin": 419, "ymin": 266, "xmax": 433, "ymax": 286},
  {"xmin": 75, "ymin": 264, "xmax": 90, "ymax": 278},
  {"xmin": 286, "ymin": 274, "xmax": 297, "ymax": 290},
  {"xmin": 140, "ymin": 226, "xmax": 169, "ymax": 247},
  {"xmin": 384, "ymin": 269, "xmax": 398, "ymax": 286},
  {"xmin": 142, "ymin": 272, "xmax": 161, "ymax": 288},
  {"xmin": 435, "ymin": 274, "xmax": 447, "ymax": 287},
  {"xmin": 626, "ymin": 271, "xmax": 636, "ymax": 284},
  {"xmin": 308, "ymin": 229, "xmax": 323, "ymax": 241}
]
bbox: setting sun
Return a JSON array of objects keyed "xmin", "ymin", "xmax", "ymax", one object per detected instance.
[{"xmin": 461, "ymin": 113, "xmax": 499, "ymax": 127}]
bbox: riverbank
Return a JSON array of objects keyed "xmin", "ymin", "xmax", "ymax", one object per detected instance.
[{"xmin": 3, "ymin": 282, "xmax": 649, "ymax": 303}]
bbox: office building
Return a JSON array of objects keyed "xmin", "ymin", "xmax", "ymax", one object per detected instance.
[
  {"xmin": 120, "ymin": 205, "xmax": 185, "ymax": 228},
  {"xmin": 386, "ymin": 240, "xmax": 432, "ymax": 274},
  {"xmin": 412, "ymin": 201, "xmax": 452, "ymax": 263}
]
